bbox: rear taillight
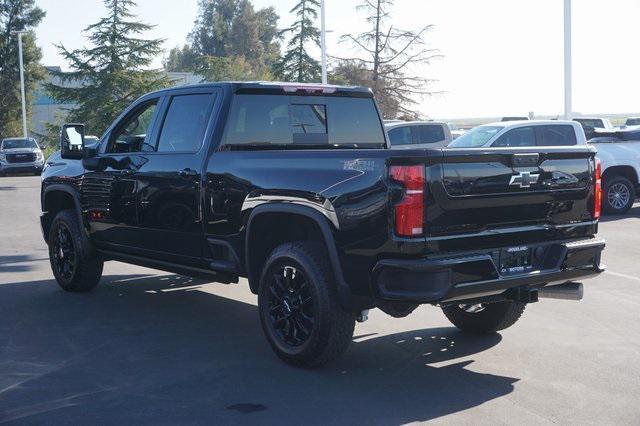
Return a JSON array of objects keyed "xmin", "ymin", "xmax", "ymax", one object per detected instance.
[
  {"xmin": 389, "ymin": 165, "xmax": 425, "ymax": 237},
  {"xmin": 594, "ymin": 158, "xmax": 602, "ymax": 220}
]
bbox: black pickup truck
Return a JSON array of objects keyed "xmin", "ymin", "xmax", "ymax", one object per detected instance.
[{"xmin": 41, "ymin": 82, "xmax": 605, "ymax": 367}]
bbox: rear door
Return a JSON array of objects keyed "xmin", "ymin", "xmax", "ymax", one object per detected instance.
[{"xmin": 132, "ymin": 88, "xmax": 220, "ymax": 265}]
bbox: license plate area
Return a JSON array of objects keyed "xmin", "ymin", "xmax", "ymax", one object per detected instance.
[{"xmin": 499, "ymin": 246, "xmax": 533, "ymax": 275}]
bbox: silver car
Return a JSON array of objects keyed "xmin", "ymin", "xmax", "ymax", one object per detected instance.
[{"xmin": 0, "ymin": 137, "xmax": 45, "ymax": 176}]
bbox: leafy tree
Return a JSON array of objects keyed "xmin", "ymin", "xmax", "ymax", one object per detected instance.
[
  {"xmin": 273, "ymin": 0, "xmax": 321, "ymax": 83},
  {"xmin": 46, "ymin": 0, "xmax": 171, "ymax": 136},
  {"xmin": 193, "ymin": 55, "xmax": 273, "ymax": 82},
  {"xmin": 163, "ymin": 44, "xmax": 198, "ymax": 72},
  {"xmin": 338, "ymin": 0, "xmax": 440, "ymax": 118},
  {"xmin": 0, "ymin": 0, "xmax": 45, "ymax": 139},
  {"xmin": 167, "ymin": 0, "xmax": 280, "ymax": 78}
]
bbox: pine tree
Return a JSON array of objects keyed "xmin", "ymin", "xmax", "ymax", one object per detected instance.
[
  {"xmin": 0, "ymin": 0, "xmax": 45, "ymax": 139},
  {"xmin": 273, "ymin": 0, "xmax": 321, "ymax": 83},
  {"xmin": 46, "ymin": 0, "xmax": 170, "ymax": 136}
]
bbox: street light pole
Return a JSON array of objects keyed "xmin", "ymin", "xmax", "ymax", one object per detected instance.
[
  {"xmin": 12, "ymin": 31, "xmax": 29, "ymax": 138},
  {"xmin": 563, "ymin": 0, "xmax": 572, "ymax": 120},
  {"xmin": 320, "ymin": 0, "xmax": 328, "ymax": 84}
]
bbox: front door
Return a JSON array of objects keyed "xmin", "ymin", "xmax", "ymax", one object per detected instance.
[{"xmin": 87, "ymin": 97, "xmax": 162, "ymax": 251}]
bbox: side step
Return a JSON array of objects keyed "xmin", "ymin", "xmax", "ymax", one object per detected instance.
[{"xmin": 538, "ymin": 282, "xmax": 583, "ymax": 301}]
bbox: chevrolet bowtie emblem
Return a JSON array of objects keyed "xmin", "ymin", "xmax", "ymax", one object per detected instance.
[{"xmin": 509, "ymin": 171, "xmax": 540, "ymax": 188}]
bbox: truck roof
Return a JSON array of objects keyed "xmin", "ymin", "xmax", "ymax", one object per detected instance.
[{"xmin": 147, "ymin": 81, "xmax": 373, "ymax": 97}]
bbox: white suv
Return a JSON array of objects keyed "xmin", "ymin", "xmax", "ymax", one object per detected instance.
[{"xmin": 0, "ymin": 137, "xmax": 45, "ymax": 176}]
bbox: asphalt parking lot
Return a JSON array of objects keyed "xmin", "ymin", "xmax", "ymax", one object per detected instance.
[{"xmin": 1, "ymin": 175, "xmax": 639, "ymax": 425}]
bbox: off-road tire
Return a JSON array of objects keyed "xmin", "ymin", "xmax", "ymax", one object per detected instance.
[
  {"xmin": 603, "ymin": 176, "xmax": 635, "ymax": 215},
  {"xmin": 258, "ymin": 241, "xmax": 356, "ymax": 367},
  {"xmin": 48, "ymin": 209, "xmax": 103, "ymax": 292},
  {"xmin": 441, "ymin": 301, "xmax": 526, "ymax": 334}
]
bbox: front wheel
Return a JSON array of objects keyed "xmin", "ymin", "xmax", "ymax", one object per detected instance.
[
  {"xmin": 603, "ymin": 176, "xmax": 635, "ymax": 215},
  {"xmin": 441, "ymin": 301, "xmax": 526, "ymax": 334},
  {"xmin": 48, "ymin": 209, "xmax": 103, "ymax": 292},
  {"xmin": 258, "ymin": 242, "xmax": 356, "ymax": 367}
]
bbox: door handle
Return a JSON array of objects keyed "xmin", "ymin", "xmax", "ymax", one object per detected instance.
[{"xmin": 179, "ymin": 168, "xmax": 198, "ymax": 178}]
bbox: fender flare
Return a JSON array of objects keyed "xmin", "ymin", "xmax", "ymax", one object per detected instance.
[
  {"xmin": 42, "ymin": 184, "xmax": 86, "ymax": 233},
  {"xmin": 245, "ymin": 203, "xmax": 353, "ymax": 308}
]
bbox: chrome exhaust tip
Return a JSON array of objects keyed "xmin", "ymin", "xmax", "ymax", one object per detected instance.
[{"xmin": 538, "ymin": 282, "xmax": 583, "ymax": 301}]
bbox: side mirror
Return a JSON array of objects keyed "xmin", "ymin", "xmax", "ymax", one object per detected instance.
[{"xmin": 60, "ymin": 124, "xmax": 85, "ymax": 160}]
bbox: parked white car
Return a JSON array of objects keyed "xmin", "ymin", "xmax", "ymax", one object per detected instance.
[
  {"xmin": 589, "ymin": 127, "xmax": 640, "ymax": 214},
  {"xmin": 448, "ymin": 120, "xmax": 586, "ymax": 149},
  {"xmin": 385, "ymin": 121, "xmax": 452, "ymax": 149}
]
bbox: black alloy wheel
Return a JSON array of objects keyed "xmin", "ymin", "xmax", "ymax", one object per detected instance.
[
  {"xmin": 267, "ymin": 264, "xmax": 315, "ymax": 347},
  {"xmin": 51, "ymin": 222, "xmax": 77, "ymax": 281}
]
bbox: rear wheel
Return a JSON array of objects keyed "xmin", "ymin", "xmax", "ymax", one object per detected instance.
[
  {"xmin": 603, "ymin": 176, "xmax": 635, "ymax": 215},
  {"xmin": 441, "ymin": 301, "xmax": 526, "ymax": 334},
  {"xmin": 48, "ymin": 209, "xmax": 103, "ymax": 292},
  {"xmin": 258, "ymin": 242, "xmax": 356, "ymax": 367}
]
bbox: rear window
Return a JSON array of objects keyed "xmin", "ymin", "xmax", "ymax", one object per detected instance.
[
  {"xmin": 537, "ymin": 125, "xmax": 577, "ymax": 146},
  {"xmin": 222, "ymin": 94, "xmax": 385, "ymax": 147}
]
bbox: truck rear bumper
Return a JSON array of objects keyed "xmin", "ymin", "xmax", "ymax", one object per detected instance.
[{"xmin": 372, "ymin": 238, "xmax": 605, "ymax": 304}]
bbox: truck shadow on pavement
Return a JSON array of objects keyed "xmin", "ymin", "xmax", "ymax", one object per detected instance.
[{"xmin": 0, "ymin": 274, "xmax": 518, "ymax": 424}]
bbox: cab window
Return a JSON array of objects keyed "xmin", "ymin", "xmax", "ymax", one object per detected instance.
[
  {"xmin": 415, "ymin": 125, "xmax": 445, "ymax": 144},
  {"xmin": 492, "ymin": 126, "xmax": 536, "ymax": 147},
  {"xmin": 108, "ymin": 100, "xmax": 159, "ymax": 153},
  {"xmin": 156, "ymin": 94, "xmax": 214, "ymax": 152},
  {"xmin": 388, "ymin": 126, "xmax": 412, "ymax": 146},
  {"xmin": 537, "ymin": 125, "xmax": 577, "ymax": 146}
]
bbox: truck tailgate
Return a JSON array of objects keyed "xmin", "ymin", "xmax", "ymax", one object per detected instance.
[{"xmin": 427, "ymin": 146, "xmax": 598, "ymax": 238}]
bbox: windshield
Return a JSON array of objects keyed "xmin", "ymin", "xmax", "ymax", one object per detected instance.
[
  {"xmin": 1, "ymin": 139, "xmax": 37, "ymax": 150},
  {"xmin": 447, "ymin": 126, "xmax": 503, "ymax": 148}
]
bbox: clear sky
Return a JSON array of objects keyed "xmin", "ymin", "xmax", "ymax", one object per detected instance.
[{"xmin": 36, "ymin": 0, "xmax": 640, "ymax": 119}]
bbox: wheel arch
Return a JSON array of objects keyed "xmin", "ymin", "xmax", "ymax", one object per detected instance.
[
  {"xmin": 42, "ymin": 185, "xmax": 84, "ymax": 243},
  {"xmin": 602, "ymin": 165, "xmax": 639, "ymax": 187},
  {"xmin": 244, "ymin": 203, "xmax": 353, "ymax": 308}
]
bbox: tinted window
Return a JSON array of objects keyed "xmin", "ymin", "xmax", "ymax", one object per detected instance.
[
  {"xmin": 388, "ymin": 126, "xmax": 412, "ymax": 146},
  {"xmin": 109, "ymin": 100, "xmax": 158, "ymax": 153},
  {"xmin": 157, "ymin": 94, "xmax": 213, "ymax": 152},
  {"xmin": 626, "ymin": 118, "xmax": 640, "ymax": 126},
  {"xmin": 574, "ymin": 119, "xmax": 603, "ymax": 128},
  {"xmin": 415, "ymin": 125, "xmax": 445, "ymax": 144},
  {"xmin": 492, "ymin": 127, "xmax": 535, "ymax": 147},
  {"xmin": 223, "ymin": 94, "xmax": 385, "ymax": 147},
  {"xmin": 538, "ymin": 125, "xmax": 577, "ymax": 146}
]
